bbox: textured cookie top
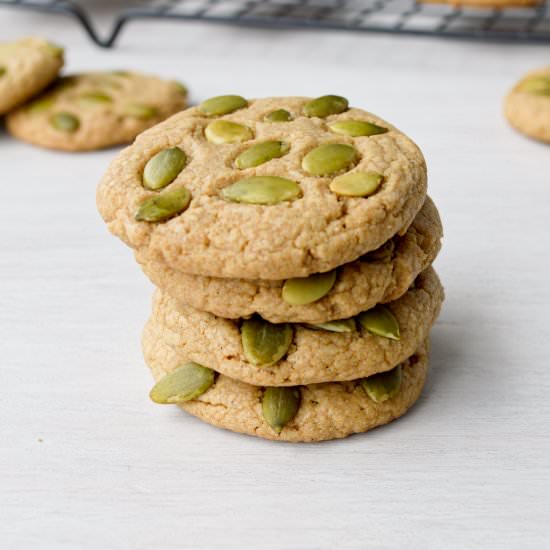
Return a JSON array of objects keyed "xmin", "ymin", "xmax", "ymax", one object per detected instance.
[
  {"xmin": 504, "ymin": 67, "xmax": 550, "ymax": 143},
  {"xmin": 137, "ymin": 196, "xmax": 442, "ymax": 323},
  {"xmin": 6, "ymin": 71, "xmax": 187, "ymax": 151},
  {"xmin": 148, "ymin": 267, "xmax": 443, "ymax": 386},
  {"xmin": 0, "ymin": 37, "xmax": 63, "ymax": 114},
  {"xmin": 97, "ymin": 95, "xmax": 427, "ymax": 280},
  {"xmin": 143, "ymin": 325, "xmax": 429, "ymax": 442}
]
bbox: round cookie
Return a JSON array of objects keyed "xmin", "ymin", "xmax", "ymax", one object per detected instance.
[
  {"xmin": 6, "ymin": 71, "xmax": 187, "ymax": 151},
  {"xmin": 147, "ymin": 267, "xmax": 443, "ymax": 386},
  {"xmin": 137, "ymin": 196, "xmax": 442, "ymax": 323},
  {"xmin": 143, "ymin": 325, "xmax": 429, "ymax": 442},
  {"xmin": 97, "ymin": 95, "xmax": 427, "ymax": 280},
  {"xmin": 504, "ymin": 67, "xmax": 550, "ymax": 144},
  {"xmin": 0, "ymin": 37, "xmax": 63, "ymax": 114}
]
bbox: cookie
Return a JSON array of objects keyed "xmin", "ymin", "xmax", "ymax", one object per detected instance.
[
  {"xmin": 6, "ymin": 71, "xmax": 187, "ymax": 151},
  {"xmin": 0, "ymin": 37, "xmax": 63, "ymax": 114},
  {"xmin": 504, "ymin": 67, "xmax": 550, "ymax": 144},
  {"xmin": 143, "ymin": 322, "xmax": 429, "ymax": 442},
  {"xmin": 146, "ymin": 267, "xmax": 443, "ymax": 386},
  {"xmin": 97, "ymin": 95, "xmax": 427, "ymax": 279},
  {"xmin": 137, "ymin": 196, "xmax": 442, "ymax": 323}
]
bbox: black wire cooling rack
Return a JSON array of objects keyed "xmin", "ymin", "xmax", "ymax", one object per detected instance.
[{"xmin": 1, "ymin": 0, "xmax": 549, "ymax": 47}]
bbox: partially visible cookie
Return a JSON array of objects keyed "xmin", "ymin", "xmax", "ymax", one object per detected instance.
[
  {"xmin": 147, "ymin": 267, "xmax": 443, "ymax": 386},
  {"xmin": 97, "ymin": 95, "xmax": 427, "ymax": 280},
  {"xmin": 0, "ymin": 37, "xmax": 63, "ymax": 114},
  {"xmin": 143, "ymin": 323, "xmax": 429, "ymax": 442},
  {"xmin": 137, "ymin": 196, "xmax": 442, "ymax": 323},
  {"xmin": 6, "ymin": 71, "xmax": 187, "ymax": 151},
  {"xmin": 504, "ymin": 67, "xmax": 550, "ymax": 144}
]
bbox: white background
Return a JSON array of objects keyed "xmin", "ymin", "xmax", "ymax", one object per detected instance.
[{"xmin": 1, "ymin": 4, "xmax": 549, "ymax": 549}]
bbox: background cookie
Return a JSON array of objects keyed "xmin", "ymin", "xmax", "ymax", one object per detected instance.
[
  {"xmin": 0, "ymin": 36, "xmax": 63, "ymax": 114},
  {"xmin": 97, "ymin": 95, "xmax": 427, "ymax": 280},
  {"xmin": 6, "ymin": 71, "xmax": 187, "ymax": 151},
  {"xmin": 137, "ymin": 196, "xmax": 442, "ymax": 323},
  {"xmin": 143, "ymin": 326, "xmax": 429, "ymax": 442},
  {"xmin": 504, "ymin": 67, "xmax": 550, "ymax": 143},
  {"xmin": 146, "ymin": 267, "xmax": 443, "ymax": 386}
]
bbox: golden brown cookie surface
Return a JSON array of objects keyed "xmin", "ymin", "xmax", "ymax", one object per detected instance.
[
  {"xmin": 0, "ymin": 37, "xmax": 63, "ymax": 114},
  {"xmin": 97, "ymin": 96, "xmax": 427, "ymax": 279},
  {"xmin": 6, "ymin": 71, "xmax": 187, "ymax": 151},
  {"xmin": 504, "ymin": 67, "xmax": 550, "ymax": 144},
  {"xmin": 143, "ymin": 328, "xmax": 430, "ymax": 442},
  {"xmin": 146, "ymin": 267, "xmax": 443, "ymax": 386}
]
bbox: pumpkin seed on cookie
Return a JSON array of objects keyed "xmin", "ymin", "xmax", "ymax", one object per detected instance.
[
  {"xmin": 150, "ymin": 362, "xmax": 215, "ymax": 404},
  {"xmin": 262, "ymin": 386, "xmax": 301, "ymax": 433},
  {"xmin": 302, "ymin": 143, "xmax": 358, "ymax": 176},
  {"xmin": 264, "ymin": 108, "xmax": 292, "ymax": 122},
  {"xmin": 143, "ymin": 147, "xmax": 187, "ymax": 190},
  {"xmin": 241, "ymin": 317, "xmax": 293, "ymax": 366},
  {"xmin": 205, "ymin": 120, "xmax": 253, "ymax": 144},
  {"xmin": 330, "ymin": 172, "xmax": 384, "ymax": 198},
  {"xmin": 328, "ymin": 119, "xmax": 388, "ymax": 137},
  {"xmin": 361, "ymin": 365, "xmax": 402, "ymax": 403},
  {"xmin": 222, "ymin": 176, "xmax": 301, "ymax": 205},
  {"xmin": 303, "ymin": 95, "xmax": 348, "ymax": 118},
  {"xmin": 50, "ymin": 112, "xmax": 79, "ymax": 132},
  {"xmin": 358, "ymin": 305, "xmax": 400, "ymax": 340},
  {"xmin": 306, "ymin": 318, "xmax": 356, "ymax": 332},
  {"xmin": 282, "ymin": 270, "xmax": 337, "ymax": 306},
  {"xmin": 235, "ymin": 141, "xmax": 289, "ymax": 169},
  {"xmin": 199, "ymin": 95, "xmax": 247, "ymax": 116},
  {"xmin": 135, "ymin": 186, "xmax": 191, "ymax": 222}
]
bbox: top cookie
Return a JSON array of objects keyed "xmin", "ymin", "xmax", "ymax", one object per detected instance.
[
  {"xmin": 6, "ymin": 71, "xmax": 188, "ymax": 151},
  {"xmin": 0, "ymin": 37, "xmax": 63, "ymax": 114},
  {"xmin": 504, "ymin": 67, "xmax": 550, "ymax": 144},
  {"xmin": 97, "ymin": 95, "xmax": 427, "ymax": 280}
]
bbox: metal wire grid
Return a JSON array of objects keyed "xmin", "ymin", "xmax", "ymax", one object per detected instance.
[{"xmin": 1, "ymin": 0, "xmax": 549, "ymax": 47}]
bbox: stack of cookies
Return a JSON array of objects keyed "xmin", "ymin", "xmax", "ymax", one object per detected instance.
[
  {"xmin": 97, "ymin": 94, "xmax": 444, "ymax": 442},
  {"xmin": 1, "ymin": 36, "xmax": 188, "ymax": 151}
]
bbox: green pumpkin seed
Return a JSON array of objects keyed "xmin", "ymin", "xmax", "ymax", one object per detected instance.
[
  {"xmin": 125, "ymin": 103, "xmax": 159, "ymax": 119},
  {"xmin": 361, "ymin": 365, "xmax": 402, "ymax": 403},
  {"xmin": 265, "ymin": 109, "xmax": 292, "ymax": 122},
  {"xmin": 205, "ymin": 120, "xmax": 253, "ymax": 144},
  {"xmin": 235, "ymin": 141, "xmax": 289, "ymax": 169},
  {"xmin": 172, "ymin": 81, "xmax": 188, "ymax": 95},
  {"xmin": 45, "ymin": 42, "xmax": 64, "ymax": 58},
  {"xmin": 358, "ymin": 305, "xmax": 400, "ymax": 340},
  {"xmin": 303, "ymin": 95, "xmax": 348, "ymax": 118},
  {"xmin": 330, "ymin": 172, "xmax": 384, "ymax": 197},
  {"xmin": 79, "ymin": 91, "xmax": 113, "ymax": 105},
  {"xmin": 241, "ymin": 317, "xmax": 293, "ymax": 366},
  {"xmin": 262, "ymin": 387, "xmax": 301, "ymax": 434},
  {"xmin": 306, "ymin": 318, "xmax": 356, "ymax": 332},
  {"xmin": 0, "ymin": 66, "xmax": 6, "ymax": 78},
  {"xmin": 110, "ymin": 70, "xmax": 130, "ymax": 77},
  {"xmin": 143, "ymin": 147, "xmax": 187, "ymax": 190},
  {"xmin": 135, "ymin": 187, "xmax": 191, "ymax": 222},
  {"xmin": 282, "ymin": 270, "xmax": 336, "ymax": 306},
  {"xmin": 302, "ymin": 143, "xmax": 358, "ymax": 176},
  {"xmin": 222, "ymin": 176, "xmax": 301, "ymax": 205},
  {"xmin": 150, "ymin": 362, "xmax": 215, "ymax": 404},
  {"xmin": 518, "ymin": 76, "xmax": 550, "ymax": 96},
  {"xmin": 199, "ymin": 95, "xmax": 247, "ymax": 116},
  {"xmin": 328, "ymin": 119, "xmax": 388, "ymax": 137},
  {"xmin": 50, "ymin": 112, "xmax": 79, "ymax": 133},
  {"xmin": 28, "ymin": 96, "xmax": 54, "ymax": 114}
]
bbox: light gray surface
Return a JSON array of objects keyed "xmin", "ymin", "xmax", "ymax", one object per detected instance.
[{"xmin": 0, "ymin": 10, "xmax": 549, "ymax": 550}]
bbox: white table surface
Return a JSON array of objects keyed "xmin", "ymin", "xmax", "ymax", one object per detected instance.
[{"xmin": 1, "ymin": 7, "xmax": 549, "ymax": 549}]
